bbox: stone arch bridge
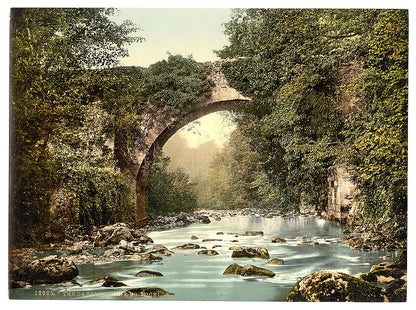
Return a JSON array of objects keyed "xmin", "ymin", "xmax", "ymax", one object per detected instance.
[
  {"xmin": 130, "ymin": 61, "xmax": 251, "ymax": 226},
  {"xmin": 120, "ymin": 61, "xmax": 354, "ymax": 227}
]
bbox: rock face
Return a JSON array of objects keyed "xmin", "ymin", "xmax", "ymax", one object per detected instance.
[
  {"xmin": 223, "ymin": 263, "xmax": 275, "ymax": 278},
  {"xmin": 286, "ymin": 271, "xmax": 384, "ymax": 302},
  {"xmin": 231, "ymin": 247, "xmax": 270, "ymax": 259},
  {"xmin": 11, "ymin": 255, "xmax": 79, "ymax": 284},
  {"xmin": 121, "ymin": 287, "xmax": 174, "ymax": 298}
]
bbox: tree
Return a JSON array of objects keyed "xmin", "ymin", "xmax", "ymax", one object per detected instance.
[
  {"xmin": 10, "ymin": 8, "xmax": 142, "ymax": 245},
  {"xmin": 147, "ymin": 153, "xmax": 197, "ymax": 217},
  {"xmin": 217, "ymin": 9, "xmax": 377, "ymax": 211},
  {"xmin": 344, "ymin": 10, "xmax": 408, "ymax": 223}
]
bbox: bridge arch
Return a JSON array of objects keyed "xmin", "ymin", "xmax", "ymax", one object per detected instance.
[{"xmin": 134, "ymin": 62, "xmax": 251, "ymax": 225}]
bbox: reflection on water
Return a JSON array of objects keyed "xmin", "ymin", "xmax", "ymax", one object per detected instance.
[{"xmin": 10, "ymin": 216, "xmax": 394, "ymax": 301}]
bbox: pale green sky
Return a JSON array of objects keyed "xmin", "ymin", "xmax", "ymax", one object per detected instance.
[
  {"xmin": 112, "ymin": 8, "xmax": 235, "ymax": 148},
  {"xmin": 111, "ymin": 8, "xmax": 232, "ymax": 67}
]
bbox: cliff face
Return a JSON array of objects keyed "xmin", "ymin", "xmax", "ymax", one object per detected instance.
[{"xmin": 326, "ymin": 165, "xmax": 358, "ymax": 224}]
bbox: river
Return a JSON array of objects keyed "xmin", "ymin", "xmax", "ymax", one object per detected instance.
[{"xmin": 10, "ymin": 215, "xmax": 394, "ymax": 301}]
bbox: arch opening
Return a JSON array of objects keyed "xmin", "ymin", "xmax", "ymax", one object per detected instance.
[{"xmin": 134, "ymin": 99, "xmax": 249, "ymax": 226}]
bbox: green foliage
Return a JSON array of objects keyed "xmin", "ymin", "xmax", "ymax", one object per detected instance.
[
  {"xmin": 218, "ymin": 8, "xmax": 407, "ymax": 222},
  {"xmin": 217, "ymin": 9, "xmax": 369, "ymax": 211},
  {"xmin": 10, "ymin": 8, "xmax": 141, "ymax": 246},
  {"xmin": 343, "ymin": 10, "xmax": 408, "ymax": 222},
  {"xmin": 143, "ymin": 55, "xmax": 213, "ymax": 116},
  {"xmin": 147, "ymin": 154, "xmax": 198, "ymax": 217}
]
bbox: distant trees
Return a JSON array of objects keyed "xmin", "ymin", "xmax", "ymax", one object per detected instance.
[{"xmin": 147, "ymin": 154, "xmax": 198, "ymax": 217}]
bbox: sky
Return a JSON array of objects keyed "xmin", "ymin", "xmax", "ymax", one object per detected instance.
[
  {"xmin": 111, "ymin": 8, "xmax": 236, "ymax": 148},
  {"xmin": 111, "ymin": 8, "xmax": 232, "ymax": 68}
]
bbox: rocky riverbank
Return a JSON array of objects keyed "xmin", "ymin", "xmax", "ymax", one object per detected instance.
[{"xmin": 9, "ymin": 208, "xmax": 407, "ymax": 301}]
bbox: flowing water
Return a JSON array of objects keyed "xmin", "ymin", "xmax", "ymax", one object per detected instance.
[{"xmin": 10, "ymin": 215, "xmax": 395, "ymax": 301}]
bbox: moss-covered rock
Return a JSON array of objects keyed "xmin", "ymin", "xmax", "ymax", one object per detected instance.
[
  {"xmin": 197, "ymin": 250, "xmax": 219, "ymax": 256},
  {"xmin": 11, "ymin": 255, "xmax": 79, "ymax": 284},
  {"xmin": 223, "ymin": 263, "xmax": 242, "ymax": 275},
  {"xmin": 135, "ymin": 270, "xmax": 163, "ymax": 277},
  {"xmin": 102, "ymin": 279, "xmax": 126, "ymax": 287},
  {"xmin": 239, "ymin": 265, "xmax": 275, "ymax": 278},
  {"xmin": 231, "ymin": 247, "xmax": 270, "ymax": 259},
  {"xmin": 367, "ymin": 268, "xmax": 405, "ymax": 284},
  {"xmin": 89, "ymin": 276, "xmax": 119, "ymax": 284},
  {"xmin": 121, "ymin": 286, "xmax": 174, "ymax": 298},
  {"xmin": 384, "ymin": 278, "xmax": 406, "ymax": 301},
  {"xmin": 139, "ymin": 253, "xmax": 163, "ymax": 262},
  {"xmin": 172, "ymin": 243, "xmax": 201, "ymax": 250},
  {"xmin": 223, "ymin": 263, "xmax": 275, "ymax": 278},
  {"xmin": 286, "ymin": 271, "xmax": 384, "ymax": 302},
  {"xmin": 266, "ymin": 258, "xmax": 284, "ymax": 265}
]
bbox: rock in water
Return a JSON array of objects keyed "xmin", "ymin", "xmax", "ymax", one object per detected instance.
[
  {"xmin": 135, "ymin": 270, "xmax": 163, "ymax": 277},
  {"xmin": 102, "ymin": 279, "xmax": 126, "ymax": 287},
  {"xmin": 121, "ymin": 286, "xmax": 174, "ymax": 298},
  {"xmin": 266, "ymin": 258, "xmax": 285, "ymax": 265},
  {"xmin": 239, "ymin": 265, "xmax": 275, "ymax": 278},
  {"xmin": 197, "ymin": 250, "xmax": 219, "ymax": 256},
  {"xmin": 11, "ymin": 255, "xmax": 79, "ymax": 284},
  {"xmin": 231, "ymin": 247, "xmax": 270, "ymax": 259},
  {"xmin": 245, "ymin": 230, "xmax": 264, "ymax": 236},
  {"xmin": 89, "ymin": 276, "xmax": 119, "ymax": 284},
  {"xmin": 173, "ymin": 243, "xmax": 201, "ymax": 250},
  {"xmin": 223, "ymin": 263, "xmax": 275, "ymax": 278},
  {"xmin": 223, "ymin": 263, "xmax": 242, "ymax": 275},
  {"xmin": 271, "ymin": 237, "xmax": 286, "ymax": 243},
  {"xmin": 286, "ymin": 271, "xmax": 384, "ymax": 302}
]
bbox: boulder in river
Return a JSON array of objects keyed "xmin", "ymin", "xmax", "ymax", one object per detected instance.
[
  {"xmin": 102, "ymin": 248, "xmax": 125, "ymax": 257},
  {"xmin": 286, "ymin": 271, "xmax": 384, "ymax": 302},
  {"xmin": 223, "ymin": 263, "xmax": 275, "ymax": 278},
  {"xmin": 266, "ymin": 258, "xmax": 285, "ymax": 265},
  {"xmin": 236, "ymin": 231, "xmax": 264, "ymax": 237},
  {"xmin": 231, "ymin": 247, "xmax": 270, "ymax": 259},
  {"xmin": 271, "ymin": 237, "xmax": 286, "ymax": 243},
  {"xmin": 102, "ymin": 279, "xmax": 126, "ymax": 287},
  {"xmin": 197, "ymin": 250, "xmax": 219, "ymax": 256},
  {"xmin": 202, "ymin": 239, "xmax": 223, "ymax": 242},
  {"xmin": 173, "ymin": 243, "xmax": 201, "ymax": 250},
  {"xmin": 150, "ymin": 248, "xmax": 174, "ymax": 256},
  {"xmin": 11, "ymin": 255, "xmax": 79, "ymax": 284},
  {"xmin": 121, "ymin": 286, "xmax": 174, "ymax": 298},
  {"xmin": 135, "ymin": 270, "xmax": 163, "ymax": 277},
  {"xmin": 89, "ymin": 276, "xmax": 119, "ymax": 284},
  {"xmin": 139, "ymin": 253, "xmax": 163, "ymax": 262}
]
